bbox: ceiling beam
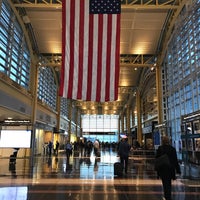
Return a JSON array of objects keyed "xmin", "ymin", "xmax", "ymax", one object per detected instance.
[
  {"xmin": 39, "ymin": 54, "xmax": 155, "ymax": 68},
  {"xmin": 14, "ymin": 0, "xmax": 179, "ymax": 10}
]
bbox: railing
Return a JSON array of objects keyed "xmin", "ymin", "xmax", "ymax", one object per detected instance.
[{"xmin": 130, "ymin": 149, "xmax": 155, "ymax": 159}]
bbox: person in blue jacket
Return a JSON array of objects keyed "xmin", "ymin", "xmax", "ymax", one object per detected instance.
[{"xmin": 48, "ymin": 141, "xmax": 53, "ymax": 156}]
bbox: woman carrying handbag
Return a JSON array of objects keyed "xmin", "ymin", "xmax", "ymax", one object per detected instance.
[{"xmin": 155, "ymin": 136, "xmax": 181, "ymax": 200}]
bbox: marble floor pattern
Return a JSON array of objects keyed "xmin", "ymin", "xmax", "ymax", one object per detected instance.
[{"xmin": 0, "ymin": 149, "xmax": 200, "ymax": 200}]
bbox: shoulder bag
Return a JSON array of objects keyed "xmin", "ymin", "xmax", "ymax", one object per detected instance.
[{"xmin": 155, "ymin": 154, "xmax": 170, "ymax": 170}]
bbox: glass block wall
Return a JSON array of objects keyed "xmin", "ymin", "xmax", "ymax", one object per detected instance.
[
  {"xmin": 162, "ymin": 0, "xmax": 200, "ymax": 142},
  {"xmin": 0, "ymin": 0, "xmax": 80, "ymax": 129},
  {"xmin": 0, "ymin": 0, "xmax": 31, "ymax": 89},
  {"xmin": 38, "ymin": 67, "xmax": 57, "ymax": 111}
]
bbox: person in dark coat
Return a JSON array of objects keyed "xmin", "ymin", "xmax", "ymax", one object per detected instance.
[
  {"xmin": 55, "ymin": 140, "xmax": 60, "ymax": 156},
  {"xmin": 118, "ymin": 136, "xmax": 131, "ymax": 174},
  {"xmin": 48, "ymin": 141, "xmax": 53, "ymax": 156},
  {"xmin": 155, "ymin": 136, "xmax": 181, "ymax": 200}
]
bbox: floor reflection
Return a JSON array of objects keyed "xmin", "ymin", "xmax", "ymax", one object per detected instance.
[
  {"xmin": 9, "ymin": 163, "xmax": 17, "ymax": 178},
  {"xmin": 0, "ymin": 149, "xmax": 200, "ymax": 200}
]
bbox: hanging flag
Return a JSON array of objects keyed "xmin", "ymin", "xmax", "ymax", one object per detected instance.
[{"xmin": 60, "ymin": 0, "xmax": 121, "ymax": 102}]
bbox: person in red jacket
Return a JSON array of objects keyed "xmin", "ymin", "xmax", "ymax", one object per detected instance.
[{"xmin": 155, "ymin": 136, "xmax": 181, "ymax": 200}]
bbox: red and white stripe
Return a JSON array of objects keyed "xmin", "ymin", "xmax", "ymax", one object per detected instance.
[{"xmin": 60, "ymin": 0, "xmax": 120, "ymax": 102}]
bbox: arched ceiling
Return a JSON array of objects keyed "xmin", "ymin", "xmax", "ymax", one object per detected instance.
[{"xmin": 12, "ymin": 0, "xmax": 185, "ymax": 115}]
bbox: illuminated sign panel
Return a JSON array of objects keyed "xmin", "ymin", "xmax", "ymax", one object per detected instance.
[
  {"xmin": 0, "ymin": 130, "xmax": 32, "ymax": 148},
  {"xmin": 81, "ymin": 115, "xmax": 119, "ymax": 132}
]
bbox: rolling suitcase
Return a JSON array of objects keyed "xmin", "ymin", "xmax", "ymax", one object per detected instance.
[
  {"xmin": 114, "ymin": 162, "xmax": 123, "ymax": 176},
  {"xmin": 96, "ymin": 151, "xmax": 101, "ymax": 157}
]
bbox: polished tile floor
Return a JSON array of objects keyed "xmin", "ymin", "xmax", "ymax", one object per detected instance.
[{"xmin": 0, "ymin": 148, "xmax": 200, "ymax": 200}]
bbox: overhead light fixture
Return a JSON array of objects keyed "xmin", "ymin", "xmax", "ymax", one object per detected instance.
[{"xmin": 22, "ymin": 15, "xmax": 30, "ymax": 24}]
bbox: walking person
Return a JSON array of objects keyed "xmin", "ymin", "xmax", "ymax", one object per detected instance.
[
  {"xmin": 93, "ymin": 140, "xmax": 100, "ymax": 157},
  {"xmin": 48, "ymin": 141, "xmax": 53, "ymax": 156},
  {"xmin": 55, "ymin": 140, "xmax": 60, "ymax": 156},
  {"xmin": 118, "ymin": 136, "xmax": 132, "ymax": 174},
  {"xmin": 65, "ymin": 141, "xmax": 73, "ymax": 161},
  {"xmin": 155, "ymin": 136, "xmax": 181, "ymax": 200}
]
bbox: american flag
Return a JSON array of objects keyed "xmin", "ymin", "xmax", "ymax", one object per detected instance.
[{"xmin": 60, "ymin": 0, "xmax": 121, "ymax": 102}]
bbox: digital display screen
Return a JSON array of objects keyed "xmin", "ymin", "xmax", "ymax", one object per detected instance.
[
  {"xmin": 0, "ymin": 130, "xmax": 32, "ymax": 148},
  {"xmin": 0, "ymin": 187, "xmax": 27, "ymax": 200}
]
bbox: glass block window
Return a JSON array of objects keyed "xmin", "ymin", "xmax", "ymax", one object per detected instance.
[
  {"xmin": 162, "ymin": 0, "xmax": 200, "ymax": 139},
  {"xmin": 60, "ymin": 97, "xmax": 69, "ymax": 117},
  {"xmin": 38, "ymin": 67, "xmax": 57, "ymax": 110},
  {"xmin": 60, "ymin": 98, "xmax": 81, "ymax": 127},
  {"xmin": 0, "ymin": 0, "xmax": 31, "ymax": 88}
]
